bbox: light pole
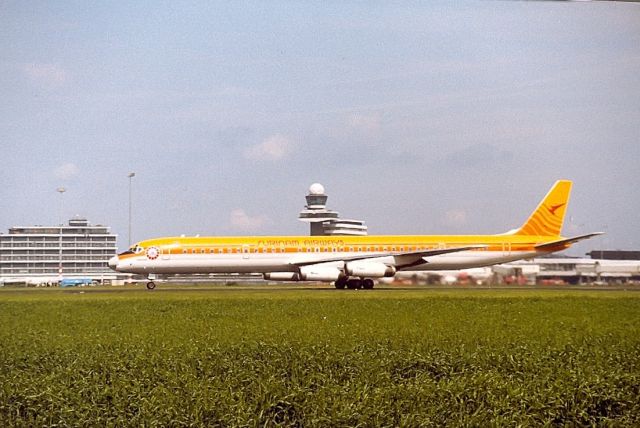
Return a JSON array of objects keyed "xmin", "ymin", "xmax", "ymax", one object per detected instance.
[
  {"xmin": 128, "ymin": 172, "xmax": 135, "ymax": 247},
  {"xmin": 56, "ymin": 187, "xmax": 66, "ymax": 280}
]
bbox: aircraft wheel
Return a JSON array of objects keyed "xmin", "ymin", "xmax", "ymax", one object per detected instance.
[
  {"xmin": 346, "ymin": 279, "xmax": 361, "ymax": 290},
  {"xmin": 146, "ymin": 281, "xmax": 156, "ymax": 290},
  {"xmin": 334, "ymin": 278, "xmax": 347, "ymax": 289},
  {"xmin": 362, "ymin": 279, "xmax": 374, "ymax": 289}
]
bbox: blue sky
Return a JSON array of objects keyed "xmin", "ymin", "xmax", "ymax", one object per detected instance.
[{"xmin": 1, "ymin": 1, "xmax": 639, "ymax": 253}]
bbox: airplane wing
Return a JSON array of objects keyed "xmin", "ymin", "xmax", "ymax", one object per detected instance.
[
  {"xmin": 289, "ymin": 245, "xmax": 486, "ymax": 268},
  {"xmin": 535, "ymin": 232, "xmax": 604, "ymax": 251}
]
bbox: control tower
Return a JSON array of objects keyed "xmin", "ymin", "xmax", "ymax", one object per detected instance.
[{"xmin": 298, "ymin": 183, "xmax": 368, "ymax": 236}]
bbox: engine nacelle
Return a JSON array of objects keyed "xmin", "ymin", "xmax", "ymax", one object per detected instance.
[
  {"xmin": 345, "ymin": 262, "xmax": 396, "ymax": 278},
  {"xmin": 299, "ymin": 266, "xmax": 345, "ymax": 282},
  {"xmin": 263, "ymin": 272, "xmax": 301, "ymax": 281}
]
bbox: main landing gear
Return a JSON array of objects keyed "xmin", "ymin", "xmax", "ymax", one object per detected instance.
[{"xmin": 334, "ymin": 277, "xmax": 375, "ymax": 290}]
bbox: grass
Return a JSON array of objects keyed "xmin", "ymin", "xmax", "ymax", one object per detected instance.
[{"xmin": 1, "ymin": 286, "xmax": 639, "ymax": 426}]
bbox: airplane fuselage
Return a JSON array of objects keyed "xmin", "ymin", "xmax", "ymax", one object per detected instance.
[{"xmin": 110, "ymin": 234, "xmax": 556, "ymax": 276}]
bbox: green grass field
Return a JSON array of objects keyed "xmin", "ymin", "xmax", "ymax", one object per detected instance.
[{"xmin": 1, "ymin": 286, "xmax": 639, "ymax": 426}]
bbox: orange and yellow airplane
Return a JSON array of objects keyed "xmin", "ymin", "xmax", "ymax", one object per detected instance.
[{"xmin": 109, "ymin": 180, "xmax": 602, "ymax": 289}]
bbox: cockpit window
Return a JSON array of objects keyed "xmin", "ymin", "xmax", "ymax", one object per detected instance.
[
  {"xmin": 126, "ymin": 245, "xmax": 144, "ymax": 253},
  {"xmin": 119, "ymin": 244, "xmax": 144, "ymax": 256}
]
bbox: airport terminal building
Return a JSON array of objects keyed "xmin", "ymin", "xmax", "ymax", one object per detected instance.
[{"xmin": 0, "ymin": 217, "xmax": 118, "ymax": 284}]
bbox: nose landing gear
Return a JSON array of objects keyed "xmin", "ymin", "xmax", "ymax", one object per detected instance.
[{"xmin": 146, "ymin": 274, "xmax": 157, "ymax": 290}]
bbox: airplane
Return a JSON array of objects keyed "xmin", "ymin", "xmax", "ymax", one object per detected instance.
[
  {"xmin": 0, "ymin": 276, "xmax": 60, "ymax": 286},
  {"xmin": 108, "ymin": 180, "xmax": 602, "ymax": 290}
]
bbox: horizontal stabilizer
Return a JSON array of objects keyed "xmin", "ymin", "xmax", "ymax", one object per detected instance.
[{"xmin": 535, "ymin": 232, "xmax": 604, "ymax": 251}]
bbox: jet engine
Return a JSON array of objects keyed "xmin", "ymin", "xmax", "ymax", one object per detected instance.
[
  {"xmin": 263, "ymin": 272, "xmax": 301, "ymax": 281},
  {"xmin": 345, "ymin": 262, "xmax": 396, "ymax": 278},
  {"xmin": 263, "ymin": 267, "xmax": 345, "ymax": 282},
  {"xmin": 299, "ymin": 266, "xmax": 345, "ymax": 282}
]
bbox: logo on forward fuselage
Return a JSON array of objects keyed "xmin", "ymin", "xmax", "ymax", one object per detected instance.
[{"xmin": 146, "ymin": 247, "xmax": 159, "ymax": 260}]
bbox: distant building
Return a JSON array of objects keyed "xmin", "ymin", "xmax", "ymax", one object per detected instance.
[
  {"xmin": 0, "ymin": 217, "xmax": 118, "ymax": 284},
  {"xmin": 298, "ymin": 183, "xmax": 368, "ymax": 236},
  {"xmin": 587, "ymin": 250, "xmax": 640, "ymax": 261},
  {"xmin": 496, "ymin": 257, "xmax": 640, "ymax": 284},
  {"xmin": 321, "ymin": 219, "xmax": 368, "ymax": 236}
]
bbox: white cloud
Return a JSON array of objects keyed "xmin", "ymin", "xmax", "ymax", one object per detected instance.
[
  {"xmin": 243, "ymin": 134, "xmax": 293, "ymax": 161},
  {"xmin": 23, "ymin": 63, "xmax": 67, "ymax": 87},
  {"xmin": 346, "ymin": 112, "xmax": 382, "ymax": 135},
  {"xmin": 443, "ymin": 209, "xmax": 467, "ymax": 228},
  {"xmin": 54, "ymin": 163, "xmax": 79, "ymax": 181},
  {"xmin": 229, "ymin": 209, "xmax": 268, "ymax": 232}
]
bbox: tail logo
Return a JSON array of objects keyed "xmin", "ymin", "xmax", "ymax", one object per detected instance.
[{"xmin": 548, "ymin": 203, "xmax": 566, "ymax": 216}]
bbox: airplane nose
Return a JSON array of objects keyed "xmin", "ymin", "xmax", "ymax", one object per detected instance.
[{"xmin": 108, "ymin": 255, "xmax": 119, "ymax": 270}]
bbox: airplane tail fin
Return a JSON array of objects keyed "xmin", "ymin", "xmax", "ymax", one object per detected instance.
[{"xmin": 513, "ymin": 180, "xmax": 572, "ymax": 237}]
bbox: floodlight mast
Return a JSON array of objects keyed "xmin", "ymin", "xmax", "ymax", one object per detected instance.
[
  {"xmin": 128, "ymin": 172, "xmax": 135, "ymax": 247},
  {"xmin": 56, "ymin": 187, "xmax": 66, "ymax": 280}
]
